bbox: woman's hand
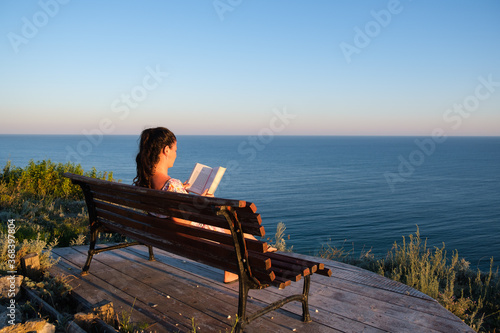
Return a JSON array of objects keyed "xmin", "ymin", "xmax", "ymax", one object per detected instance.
[{"xmin": 202, "ymin": 189, "xmax": 214, "ymax": 197}]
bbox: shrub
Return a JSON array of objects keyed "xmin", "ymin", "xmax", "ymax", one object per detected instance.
[
  {"xmin": 1, "ymin": 159, "xmax": 113, "ymax": 200},
  {"xmin": 317, "ymin": 227, "xmax": 499, "ymax": 332},
  {"xmin": 375, "ymin": 228, "xmax": 498, "ymax": 332},
  {"xmin": 0, "ymin": 160, "xmax": 114, "ymax": 247},
  {"xmin": 0, "ymin": 231, "xmax": 59, "ymax": 274},
  {"xmin": 267, "ymin": 222, "xmax": 293, "ymax": 252}
]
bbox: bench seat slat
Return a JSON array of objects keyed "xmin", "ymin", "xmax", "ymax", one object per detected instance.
[
  {"xmin": 92, "ymin": 193, "xmax": 265, "ymax": 237},
  {"xmin": 264, "ymin": 252, "xmax": 324, "ymax": 272},
  {"xmin": 270, "ymin": 277, "xmax": 292, "ymax": 289},
  {"xmin": 100, "ymin": 220, "xmax": 274, "ymax": 278},
  {"xmin": 68, "ymin": 173, "xmax": 248, "ymax": 207},
  {"xmin": 99, "ymin": 216, "xmax": 286, "ymax": 285},
  {"xmin": 93, "ymin": 191, "xmax": 221, "ymax": 218},
  {"xmin": 89, "ymin": 186, "xmax": 263, "ymax": 227},
  {"xmin": 270, "ymin": 260, "xmax": 311, "ymax": 278},
  {"xmin": 95, "ymin": 201, "xmax": 267, "ymax": 253},
  {"xmin": 271, "ymin": 268, "xmax": 303, "ymax": 282},
  {"xmin": 234, "ymin": 207, "xmax": 261, "ymax": 222},
  {"xmin": 315, "ymin": 267, "xmax": 333, "ymax": 277},
  {"xmin": 96, "ymin": 213, "xmax": 272, "ymax": 272},
  {"xmin": 249, "ymin": 251, "xmax": 317, "ymax": 277}
]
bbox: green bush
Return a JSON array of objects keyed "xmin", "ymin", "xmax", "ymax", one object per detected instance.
[
  {"xmin": 0, "ymin": 160, "xmax": 114, "ymax": 247},
  {"xmin": 1, "ymin": 159, "xmax": 113, "ymax": 200}
]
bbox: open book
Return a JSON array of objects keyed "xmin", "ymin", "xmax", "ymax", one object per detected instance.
[{"xmin": 186, "ymin": 163, "xmax": 226, "ymax": 195}]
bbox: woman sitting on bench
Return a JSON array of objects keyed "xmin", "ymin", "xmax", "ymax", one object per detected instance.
[{"xmin": 133, "ymin": 126, "xmax": 247, "ymax": 283}]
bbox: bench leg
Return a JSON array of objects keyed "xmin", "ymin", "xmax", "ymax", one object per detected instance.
[
  {"xmin": 81, "ymin": 228, "xmax": 98, "ymax": 276},
  {"xmin": 241, "ymin": 276, "xmax": 313, "ymax": 328},
  {"xmin": 301, "ymin": 275, "xmax": 312, "ymax": 322},
  {"xmin": 147, "ymin": 245, "xmax": 155, "ymax": 261},
  {"xmin": 235, "ymin": 279, "xmax": 250, "ymax": 333}
]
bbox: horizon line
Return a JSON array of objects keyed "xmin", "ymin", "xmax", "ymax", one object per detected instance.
[{"xmin": 1, "ymin": 133, "xmax": 499, "ymax": 138}]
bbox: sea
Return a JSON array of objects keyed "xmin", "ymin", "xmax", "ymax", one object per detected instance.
[{"xmin": 1, "ymin": 135, "xmax": 499, "ymax": 272}]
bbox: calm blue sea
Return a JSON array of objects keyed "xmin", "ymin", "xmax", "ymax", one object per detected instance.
[{"xmin": 1, "ymin": 135, "xmax": 499, "ymax": 272}]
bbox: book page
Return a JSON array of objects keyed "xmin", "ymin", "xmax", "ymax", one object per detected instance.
[
  {"xmin": 206, "ymin": 166, "xmax": 226, "ymax": 195},
  {"xmin": 186, "ymin": 163, "xmax": 226, "ymax": 195},
  {"xmin": 187, "ymin": 163, "xmax": 213, "ymax": 195}
]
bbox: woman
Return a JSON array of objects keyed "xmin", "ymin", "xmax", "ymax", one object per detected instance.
[
  {"xmin": 133, "ymin": 127, "xmax": 239, "ymax": 283},
  {"xmin": 133, "ymin": 126, "xmax": 186, "ymax": 193}
]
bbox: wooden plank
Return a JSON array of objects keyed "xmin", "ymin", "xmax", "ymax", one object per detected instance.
[
  {"xmin": 240, "ymin": 261, "xmax": 474, "ymax": 333},
  {"xmin": 93, "ymin": 195, "xmax": 265, "ymax": 237},
  {"xmin": 50, "ymin": 249, "xmax": 189, "ymax": 333},
  {"xmin": 66, "ymin": 173, "xmax": 264, "ymax": 235},
  {"xmin": 57, "ymin": 246, "xmax": 328, "ymax": 332},
  {"xmin": 99, "ymin": 221, "xmax": 272, "ymax": 274},
  {"xmin": 94, "ymin": 191, "xmax": 263, "ymax": 228},
  {"xmin": 21, "ymin": 253, "xmax": 41, "ymax": 280},
  {"xmin": 51, "ymin": 248, "xmax": 234, "ymax": 332},
  {"xmin": 320, "ymin": 272, "xmax": 467, "ymax": 323},
  {"xmin": 93, "ymin": 191, "xmax": 221, "ymax": 220},
  {"xmin": 112, "ymin": 246, "xmax": 393, "ymax": 332},
  {"xmin": 95, "ymin": 202, "xmax": 266, "ymax": 251},
  {"xmin": 127, "ymin": 245, "xmax": 471, "ymax": 332},
  {"xmin": 127, "ymin": 246, "xmax": 474, "ymax": 332},
  {"xmin": 265, "ymin": 252, "xmax": 323, "ymax": 271},
  {"xmin": 287, "ymin": 253, "xmax": 434, "ymax": 300},
  {"xmin": 118, "ymin": 247, "xmax": 394, "ymax": 332},
  {"xmin": 262, "ymin": 252, "xmax": 318, "ymax": 275}
]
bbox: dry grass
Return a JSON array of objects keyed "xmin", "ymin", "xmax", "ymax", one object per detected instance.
[{"xmin": 318, "ymin": 227, "xmax": 499, "ymax": 332}]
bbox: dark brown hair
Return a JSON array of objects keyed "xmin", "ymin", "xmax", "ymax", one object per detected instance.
[{"xmin": 133, "ymin": 127, "xmax": 176, "ymax": 188}]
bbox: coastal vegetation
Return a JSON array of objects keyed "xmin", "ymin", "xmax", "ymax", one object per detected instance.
[
  {"xmin": 1, "ymin": 160, "xmax": 499, "ymax": 332},
  {"xmin": 0, "ymin": 159, "xmax": 113, "ymax": 248},
  {"xmin": 317, "ymin": 230, "xmax": 499, "ymax": 332}
]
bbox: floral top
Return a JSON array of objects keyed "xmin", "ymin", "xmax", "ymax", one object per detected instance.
[
  {"xmin": 161, "ymin": 178, "xmax": 224, "ymax": 232},
  {"xmin": 161, "ymin": 178, "xmax": 188, "ymax": 194}
]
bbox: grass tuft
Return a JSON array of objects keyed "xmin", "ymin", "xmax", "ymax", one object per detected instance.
[{"xmin": 267, "ymin": 222, "xmax": 294, "ymax": 252}]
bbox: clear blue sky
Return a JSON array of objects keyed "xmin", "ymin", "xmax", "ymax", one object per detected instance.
[{"xmin": 1, "ymin": 0, "xmax": 499, "ymax": 136}]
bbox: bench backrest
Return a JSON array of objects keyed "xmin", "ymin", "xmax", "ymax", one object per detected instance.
[{"xmin": 64, "ymin": 173, "xmax": 277, "ymax": 285}]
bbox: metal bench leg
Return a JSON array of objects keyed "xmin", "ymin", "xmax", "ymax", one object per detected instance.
[
  {"xmin": 302, "ymin": 275, "xmax": 312, "ymax": 322},
  {"xmin": 147, "ymin": 245, "xmax": 155, "ymax": 261},
  {"xmin": 235, "ymin": 279, "xmax": 250, "ymax": 333},
  {"xmin": 81, "ymin": 228, "xmax": 98, "ymax": 276}
]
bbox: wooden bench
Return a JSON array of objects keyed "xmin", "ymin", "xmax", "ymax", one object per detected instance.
[{"xmin": 64, "ymin": 173, "xmax": 332, "ymax": 332}]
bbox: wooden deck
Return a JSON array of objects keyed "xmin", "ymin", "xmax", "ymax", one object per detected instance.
[{"xmin": 49, "ymin": 245, "xmax": 474, "ymax": 333}]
